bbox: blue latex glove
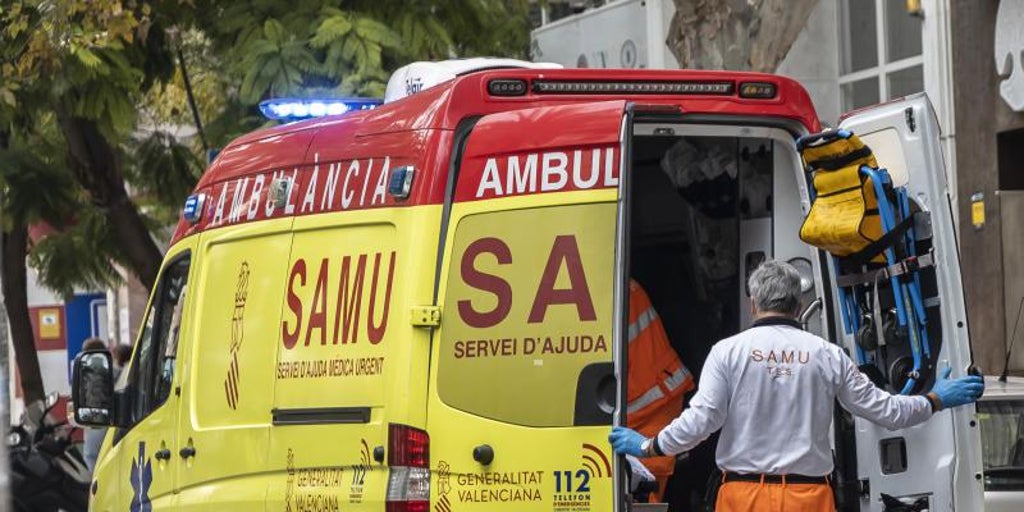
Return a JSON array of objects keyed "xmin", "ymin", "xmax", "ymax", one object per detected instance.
[
  {"xmin": 608, "ymin": 426, "xmax": 646, "ymax": 457},
  {"xmin": 929, "ymin": 366, "xmax": 985, "ymax": 410}
]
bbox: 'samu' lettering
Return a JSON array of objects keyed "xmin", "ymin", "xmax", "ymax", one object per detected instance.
[
  {"xmin": 281, "ymin": 251, "xmax": 397, "ymax": 349},
  {"xmin": 457, "ymin": 235, "xmax": 597, "ymax": 328},
  {"xmin": 458, "ymin": 238, "xmax": 513, "ymax": 328},
  {"xmin": 306, "ymin": 258, "xmax": 330, "ymax": 346},
  {"xmin": 528, "ymin": 235, "xmax": 596, "ymax": 323},
  {"xmin": 282, "ymin": 259, "xmax": 307, "ymax": 349},
  {"xmin": 334, "ymin": 254, "xmax": 367, "ymax": 345},
  {"xmin": 367, "ymin": 252, "xmax": 396, "ymax": 344}
]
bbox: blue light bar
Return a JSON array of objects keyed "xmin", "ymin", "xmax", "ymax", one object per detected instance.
[{"xmin": 258, "ymin": 98, "xmax": 383, "ymax": 121}]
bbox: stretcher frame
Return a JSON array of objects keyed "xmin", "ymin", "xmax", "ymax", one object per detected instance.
[{"xmin": 799, "ymin": 131, "xmax": 933, "ymax": 395}]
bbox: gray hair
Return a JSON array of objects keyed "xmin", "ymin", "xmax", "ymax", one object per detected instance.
[{"xmin": 748, "ymin": 260, "xmax": 803, "ymax": 316}]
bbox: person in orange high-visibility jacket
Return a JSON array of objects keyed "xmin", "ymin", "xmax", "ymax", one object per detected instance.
[{"xmin": 627, "ymin": 279, "xmax": 695, "ymax": 502}]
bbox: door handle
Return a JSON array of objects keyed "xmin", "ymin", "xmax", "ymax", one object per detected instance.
[
  {"xmin": 179, "ymin": 446, "xmax": 196, "ymax": 459},
  {"xmin": 799, "ymin": 297, "xmax": 823, "ymax": 330},
  {"xmin": 473, "ymin": 444, "xmax": 494, "ymax": 466},
  {"xmin": 154, "ymin": 448, "xmax": 171, "ymax": 461}
]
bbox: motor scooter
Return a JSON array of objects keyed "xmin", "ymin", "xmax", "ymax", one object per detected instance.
[{"xmin": 9, "ymin": 393, "xmax": 91, "ymax": 511}]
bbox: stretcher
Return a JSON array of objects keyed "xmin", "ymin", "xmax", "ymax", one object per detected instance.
[{"xmin": 797, "ymin": 130, "xmax": 934, "ymax": 394}]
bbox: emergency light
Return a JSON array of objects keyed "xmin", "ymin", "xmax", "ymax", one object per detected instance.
[
  {"xmin": 258, "ymin": 98, "xmax": 383, "ymax": 121},
  {"xmin": 182, "ymin": 193, "xmax": 205, "ymax": 224}
]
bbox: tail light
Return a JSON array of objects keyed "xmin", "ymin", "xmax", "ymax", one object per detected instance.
[{"xmin": 385, "ymin": 424, "xmax": 430, "ymax": 512}]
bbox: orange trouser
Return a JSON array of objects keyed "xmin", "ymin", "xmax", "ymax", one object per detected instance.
[{"xmin": 715, "ymin": 481, "xmax": 835, "ymax": 512}]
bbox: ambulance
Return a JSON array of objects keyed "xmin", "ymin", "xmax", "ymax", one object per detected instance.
[{"xmin": 71, "ymin": 58, "xmax": 984, "ymax": 512}]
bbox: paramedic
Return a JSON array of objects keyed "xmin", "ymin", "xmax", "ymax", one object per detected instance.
[
  {"xmin": 609, "ymin": 260, "xmax": 985, "ymax": 511},
  {"xmin": 627, "ymin": 279, "xmax": 695, "ymax": 501}
]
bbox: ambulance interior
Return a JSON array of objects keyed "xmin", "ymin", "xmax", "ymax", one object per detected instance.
[{"xmin": 626, "ymin": 128, "xmax": 815, "ymax": 510}]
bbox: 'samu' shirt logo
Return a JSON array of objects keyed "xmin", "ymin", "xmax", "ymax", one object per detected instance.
[{"xmin": 751, "ymin": 348, "xmax": 811, "ymax": 379}]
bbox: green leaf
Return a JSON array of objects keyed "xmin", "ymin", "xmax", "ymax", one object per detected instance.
[
  {"xmin": 310, "ymin": 15, "xmax": 353, "ymax": 48},
  {"xmin": 263, "ymin": 18, "xmax": 287, "ymax": 43},
  {"xmin": 0, "ymin": 88, "xmax": 16, "ymax": 108},
  {"xmin": 127, "ymin": 131, "xmax": 202, "ymax": 207},
  {"xmin": 28, "ymin": 207, "xmax": 126, "ymax": 298},
  {"xmin": 73, "ymin": 47, "xmax": 103, "ymax": 68},
  {"xmin": 0, "ymin": 147, "xmax": 76, "ymax": 228},
  {"xmin": 353, "ymin": 16, "xmax": 401, "ymax": 48}
]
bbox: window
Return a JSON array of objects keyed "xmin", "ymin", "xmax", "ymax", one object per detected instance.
[
  {"xmin": 998, "ymin": 127, "xmax": 1024, "ymax": 190},
  {"xmin": 978, "ymin": 400, "xmax": 1024, "ymax": 491},
  {"xmin": 439, "ymin": 204, "xmax": 616, "ymax": 427},
  {"xmin": 838, "ymin": 0, "xmax": 923, "ymax": 111},
  {"xmin": 121, "ymin": 255, "xmax": 191, "ymax": 429}
]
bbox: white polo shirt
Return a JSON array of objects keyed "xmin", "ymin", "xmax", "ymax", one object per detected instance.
[{"xmin": 655, "ymin": 317, "xmax": 933, "ymax": 476}]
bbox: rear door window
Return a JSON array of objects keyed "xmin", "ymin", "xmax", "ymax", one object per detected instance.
[{"xmin": 979, "ymin": 400, "xmax": 1024, "ymax": 491}]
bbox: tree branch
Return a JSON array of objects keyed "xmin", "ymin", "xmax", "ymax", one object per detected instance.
[
  {"xmin": 667, "ymin": 0, "xmax": 819, "ymax": 73},
  {"xmin": 55, "ymin": 105, "xmax": 163, "ymax": 289},
  {"xmin": 2, "ymin": 224, "xmax": 44, "ymax": 405}
]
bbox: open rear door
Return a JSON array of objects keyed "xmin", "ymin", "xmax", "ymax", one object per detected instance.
[
  {"xmin": 427, "ymin": 100, "xmax": 631, "ymax": 512},
  {"xmin": 838, "ymin": 94, "xmax": 984, "ymax": 511}
]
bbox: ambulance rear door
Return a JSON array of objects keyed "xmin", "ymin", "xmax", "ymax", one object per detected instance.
[
  {"xmin": 838, "ymin": 93, "xmax": 984, "ymax": 511},
  {"xmin": 428, "ymin": 100, "xmax": 630, "ymax": 512}
]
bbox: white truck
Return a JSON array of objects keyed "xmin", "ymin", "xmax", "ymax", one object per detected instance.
[{"xmin": 531, "ymin": 0, "xmax": 678, "ymax": 70}]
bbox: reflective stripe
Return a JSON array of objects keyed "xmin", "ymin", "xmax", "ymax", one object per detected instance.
[
  {"xmin": 628, "ymin": 307, "xmax": 658, "ymax": 343},
  {"xmin": 663, "ymin": 366, "xmax": 692, "ymax": 391},
  {"xmin": 627, "ymin": 385, "xmax": 665, "ymax": 414}
]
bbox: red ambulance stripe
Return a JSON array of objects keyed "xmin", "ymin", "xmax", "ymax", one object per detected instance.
[{"xmin": 172, "ymin": 153, "xmax": 436, "ymax": 245}]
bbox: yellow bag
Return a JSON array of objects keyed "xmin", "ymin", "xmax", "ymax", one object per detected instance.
[{"xmin": 799, "ymin": 132, "xmax": 884, "ymax": 259}]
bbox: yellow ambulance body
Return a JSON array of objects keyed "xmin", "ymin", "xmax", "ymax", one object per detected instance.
[{"xmin": 76, "ymin": 59, "xmax": 984, "ymax": 512}]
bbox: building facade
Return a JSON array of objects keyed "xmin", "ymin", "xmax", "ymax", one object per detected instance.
[
  {"xmin": 532, "ymin": 0, "xmax": 1024, "ymax": 374},
  {"xmin": 951, "ymin": 0, "xmax": 1024, "ymax": 375}
]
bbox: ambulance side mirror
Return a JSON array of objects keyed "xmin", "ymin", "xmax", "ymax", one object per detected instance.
[
  {"xmin": 71, "ymin": 350, "xmax": 116, "ymax": 427},
  {"xmin": 799, "ymin": 297, "xmax": 823, "ymax": 331}
]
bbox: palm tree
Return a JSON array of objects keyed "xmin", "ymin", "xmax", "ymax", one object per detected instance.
[{"xmin": 0, "ymin": 126, "xmax": 79, "ymax": 405}]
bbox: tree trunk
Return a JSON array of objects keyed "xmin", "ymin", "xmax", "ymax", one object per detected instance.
[
  {"xmin": 55, "ymin": 108, "xmax": 163, "ymax": 290},
  {"xmin": 667, "ymin": 0, "xmax": 819, "ymax": 73},
  {"xmin": 2, "ymin": 224, "xmax": 45, "ymax": 405}
]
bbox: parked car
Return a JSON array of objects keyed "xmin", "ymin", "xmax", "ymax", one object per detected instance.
[{"xmin": 979, "ymin": 376, "xmax": 1024, "ymax": 511}]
